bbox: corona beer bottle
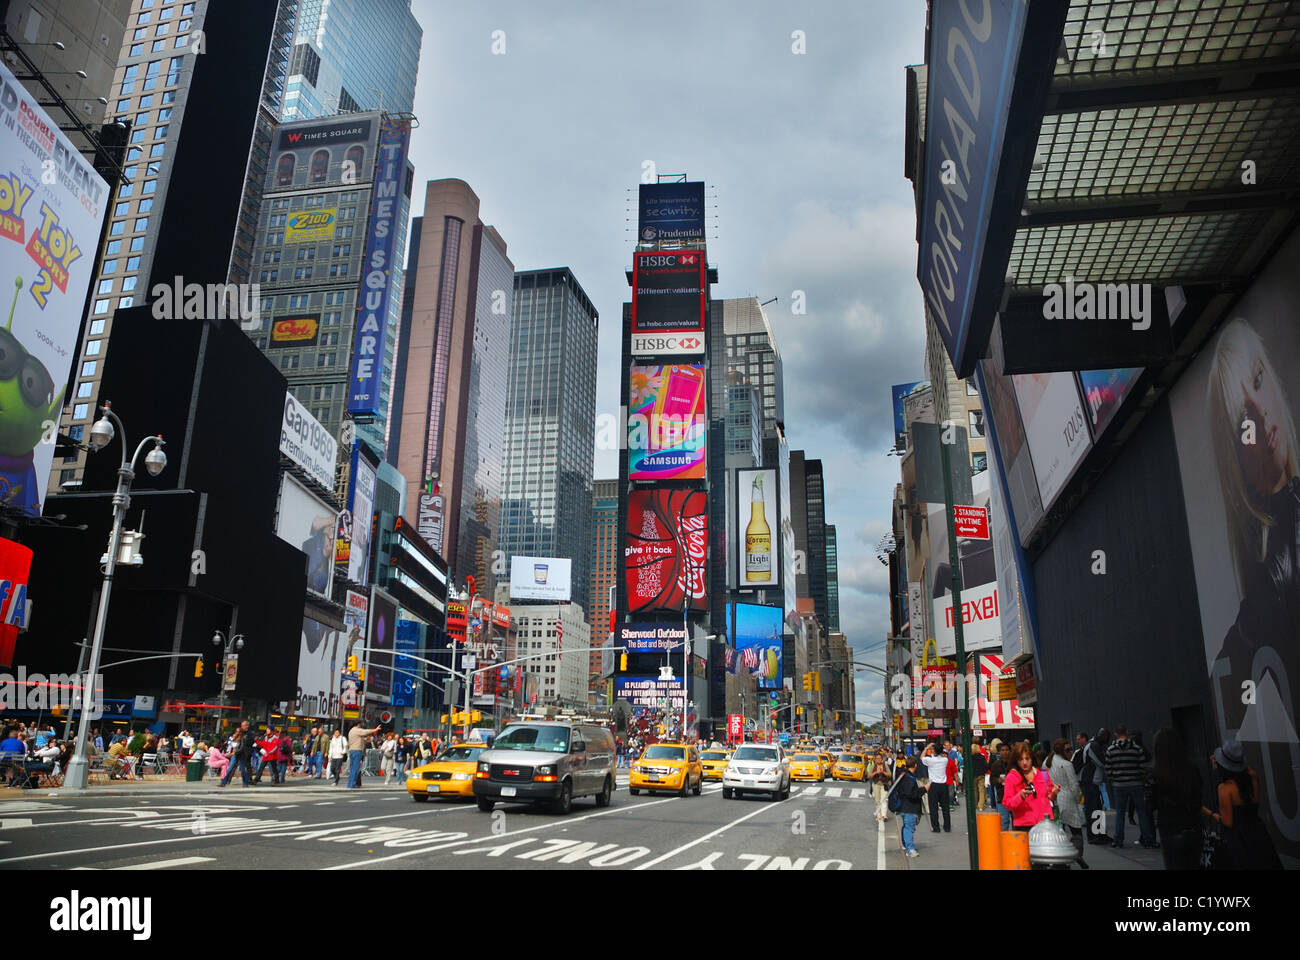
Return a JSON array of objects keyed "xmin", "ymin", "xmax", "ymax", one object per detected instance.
[{"xmin": 745, "ymin": 474, "xmax": 772, "ymax": 582}]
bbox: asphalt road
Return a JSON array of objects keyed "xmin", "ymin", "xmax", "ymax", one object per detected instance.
[{"xmin": 0, "ymin": 774, "xmax": 897, "ymax": 871}]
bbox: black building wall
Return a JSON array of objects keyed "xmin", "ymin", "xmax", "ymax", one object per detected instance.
[{"xmin": 1030, "ymin": 399, "xmax": 1215, "ymax": 765}]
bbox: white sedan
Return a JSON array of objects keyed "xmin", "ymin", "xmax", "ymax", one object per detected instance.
[{"xmin": 722, "ymin": 744, "xmax": 791, "ymax": 800}]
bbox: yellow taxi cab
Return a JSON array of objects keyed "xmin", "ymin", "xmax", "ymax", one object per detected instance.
[
  {"xmin": 817, "ymin": 752, "xmax": 836, "ymax": 778},
  {"xmin": 406, "ymin": 742, "xmax": 489, "ymax": 801},
  {"xmin": 789, "ymin": 751, "xmax": 826, "ymax": 782},
  {"xmin": 700, "ymin": 748, "xmax": 731, "ymax": 781},
  {"xmin": 832, "ymin": 751, "xmax": 868, "ymax": 781},
  {"xmin": 629, "ymin": 742, "xmax": 703, "ymax": 797}
]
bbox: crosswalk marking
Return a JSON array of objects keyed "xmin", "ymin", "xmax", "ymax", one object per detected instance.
[
  {"xmin": 850, "ymin": 788, "xmax": 867, "ymax": 800},
  {"xmin": 118, "ymin": 856, "xmax": 215, "ymax": 870},
  {"xmin": 800, "ymin": 786, "xmax": 820, "ymax": 796},
  {"xmin": 824, "ymin": 787, "xmax": 843, "ymax": 798}
]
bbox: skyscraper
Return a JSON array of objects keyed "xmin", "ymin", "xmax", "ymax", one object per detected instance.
[
  {"xmin": 587, "ymin": 477, "xmax": 619, "ymax": 692},
  {"xmin": 499, "ymin": 268, "xmax": 599, "ymax": 607},
  {"xmin": 393, "ymin": 179, "xmax": 512, "ymax": 591},
  {"xmin": 722, "ymin": 297, "xmax": 783, "ymax": 440},
  {"xmin": 825, "ymin": 523, "xmax": 840, "ymax": 633}
]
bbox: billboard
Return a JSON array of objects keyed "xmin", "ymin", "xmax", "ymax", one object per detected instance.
[
  {"xmin": 891, "ymin": 381, "xmax": 928, "ymax": 451},
  {"xmin": 391, "ymin": 618, "xmax": 420, "ymax": 708},
  {"xmin": 614, "ymin": 675, "xmax": 684, "ymax": 714},
  {"xmin": 1079, "ymin": 367, "xmax": 1142, "ymax": 438},
  {"xmin": 1012, "ymin": 372, "xmax": 1092, "ymax": 509},
  {"xmin": 969, "ymin": 654, "xmax": 1034, "ymax": 728},
  {"xmin": 509, "ymin": 555, "xmax": 572, "ymax": 601},
  {"xmin": 927, "ymin": 471, "xmax": 1001, "ymax": 656},
  {"xmin": 0, "ymin": 61, "xmax": 109, "ymax": 518},
  {"xmin": 266, "ymin": 113, "xmax": 378, "ymax": 193},
  {"xmin": 269, "ymin": 314, "xmax": 320, "ymax": 348},
  {"xmin": 618, "ymin": 622, "xmax": 686, "ymax": 653},
  {"xmin": 275, "ymin": 474, "xmax": 337, "ymax": 598},
  {"xmin": 347, "ymin": 116, "xmax": 411, "ymax": 418},
  {"xmin": 637, "ymin": 182, "xmax": 705, "ymax": 243},
  {"xmin": 629, "ymin": 363, "xmax": 707, "ymax": 480},
  {"xmin": 624, "ymin": 489, "xmax": 708, "ymax": 613},
  {"xmin": 417, "ymin": 491, "xmax": 445, "ymax": 555},
  {"xmin": 1169, "ymin": 232, "xmax": 1300, "ymax": 857},
  {"xmin": 295, "ymin": 611, "xmax": 342, "ymax": 718},
  {"xmin": 342, "ymin": 589, "xmax": 368, "ymax": 709},
  {"xmin": 280, "ymin": 391, "xmax": 337, "ymax": 490},
  {"xmin": 336, "ymin": 443, "xmax": 376, "ymax": 584},
  {"xmin": 284, "ymin": 208, "xmax": 338, "ymax": 243},
  {"xmin": 731, "ymin": 602, "xmax": 783, "ymax": 690},
  {"xmin": 917, "ymin": 0, "xmax": 1029, "ymax": 377},
  {"xmin": 367, "ymin": 587, "xmax": 397, "ymax": 700},
  {"xmin": 736, "ymin": 468, "xmax": 780, "ymax": 589},
  {"xmin": 631, "ymin": 250, "xmax": 706, "ymax": 341}
]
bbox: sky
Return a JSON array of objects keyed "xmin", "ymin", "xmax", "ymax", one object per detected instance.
[{"xmin": 404, "ymin": 0, "xmax": 930, "ymax": 727}]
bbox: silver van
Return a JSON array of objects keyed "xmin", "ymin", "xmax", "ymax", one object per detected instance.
[{"xmin": 472, "ymin": 720, "xmax": 617, "ymax": 814}]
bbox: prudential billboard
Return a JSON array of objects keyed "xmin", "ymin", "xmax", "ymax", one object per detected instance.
[
  {"xmin": 348, "ymin": 117, "xmax": 411, "ymax": 418},
  {"xmin": 0, "ymin": 62, "xmax": 109, "ymax": 518},
  {"xmin": 916, "ymin": 0, "xmax": 1028, "ymax": 378}
]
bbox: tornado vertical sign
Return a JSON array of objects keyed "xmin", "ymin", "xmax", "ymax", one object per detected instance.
[
  {"xmin": 348, "ymin": 116, "xmax": 411, "ymax": 418},
  {"xmin": 0, "ymin": 62, "xmax": 109, "ymax": 517}
]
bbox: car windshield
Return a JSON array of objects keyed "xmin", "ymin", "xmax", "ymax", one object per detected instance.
[
  {"xmin": 793, "ymin": 754, "xmax": 820, "ymax": 762},
  {"xmin": 492, "ymin": 726, "xmax": 569, "ymax": 753},
  {"xmin": 701, "ymin": 751, "xmax": 728, "ymax": 760},
  {"xmin": 436, "ymin": 746, "xmax": 483, "ymax": 762},
  {"xmin": 841, "ymin": 755, "xmax": 862, "ymax": 764},
  {"xmin": 643, "ymin": 746, "xmax": 686, "ymax": 761},
  {"xmin": 732, "ymin": 747, "xmax": 779, "ymax": 762}
]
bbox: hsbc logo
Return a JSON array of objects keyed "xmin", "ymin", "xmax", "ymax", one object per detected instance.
[
  {"xmin": 631, "ymin": 333, "xmax": 704, "ymax": 356},
  {"xmin": 639, "ymin": 253, "xmax": 701, "ymax": 267}
]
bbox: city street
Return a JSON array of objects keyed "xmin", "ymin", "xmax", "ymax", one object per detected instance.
[{"xmin": 1, "ymin": 776, "xmax": 897, "ymax": 871}]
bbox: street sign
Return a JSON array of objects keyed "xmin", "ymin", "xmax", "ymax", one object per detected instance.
[{"xmin": 952, "ymin": 504, "xmax": 989, "ymax": 539}]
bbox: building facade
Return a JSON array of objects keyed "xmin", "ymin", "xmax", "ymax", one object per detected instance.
[
  {"xmin": 721, "ymin": 296, "xmax": 783, "ymax": 439},
  {"xmin": 588, "ymin": 478, "xmax": 619, "ymax": 695},
  {"xmin": 508, "ymin": 602, "xmax": 589, "ymax": 709}
]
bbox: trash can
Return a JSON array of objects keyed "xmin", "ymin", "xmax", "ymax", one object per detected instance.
[{"xmin": 186, "ymin": 758, "xmax": 205, "ymax": 782}]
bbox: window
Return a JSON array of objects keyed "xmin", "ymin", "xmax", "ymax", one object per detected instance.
[
  {"xmin": 295, "ymin": 247, "xmax": 315, "ymax": 260},
  {"xmin": 122, "ymin": 164, "xmax": 138, "ymax": 179},
  {"xmin": 161, "ymin": 90, "xmax": 176, "ymax": 105},
  {"xmin": 132, "ymin": 28, "xmax": 146, "ymax": 41},
  {"xmin": 94, "ymin": 299, "xmax": 109, "ymax": 314},
  {"xmin": 114, "ymin": 201, "xmax": 131, "ymax": 217},
  {"xmin": 279, "ymin": 355, "xmax": 299, "ymax": 370},
  {"xmin": 966, "ymin": 381, "xmax": 980, "ymax": 396},
  {"xmin": 90, "ymin": 319, "xmax": 106, "ymax": 336},
  {"xmin": 182, "ymin": 2, "xmax": 194, "ymax": 12},
  {"xmin": 77, "ymin": 382, "xmax": 93, "ymax": 399},
  {"xmin": 968, "ymin": 409, "xmax": 985, "ymax": 439},
  {"xmin": 142, "ymin": 179, "xmax": 157, "ymax": 194},
  {"xmin": 151, "ymin": 39, "xmax": 165, "ymax": 52},
  {"xmin": 126, "ymin": 256, "xmax": 141, "ymax": 271},
  {"xmin": 118, "ymin": 182, "xmax": 133, "ymax": 198},
  {"xmin": 138, "ymin": 10, "xmax": 151, "ymax": 25},
  {"xmin": 138, "ymin": 95, "xmax": 153, "ymax": 108},
  {"xmin": 81, "ymin": 361, "xmax": 97, "ymax": 377},
  {"xmin": 137, "ymin": 197, "xmax": 153, "ymax": 213},
  {"xmin": 160, "ymin": 5, "xmax": 173, "ymax": 18},
  {"xmin": 329, "ymin": 263, "xmax": 348, "ymax": 277},
  {"xmin": 73, "ymin": 403, "xmax": 89, "ymax": 420},
  {"xmin": 125, "ymin": 147, "xmax": 142, "ymax": 162},
  {"xmin": 134, "ymin": 217, "xmax": 149, "ymax": 232},
  {"xmin": 129, "ymin": 43, "xmax": 143, "ymax": 56},
  {"xmin": 122, "ymin": 277, "xmax": 138, "ymax": 292},
  {"xmin": 157, "ymin": 107, "xmax": 172, "ymax": 122},
  {"xmin": 149, "ymin": 143, "xmax": 165, "ymax": 158},
  {"xmin": 119, "ymin": 296, "xmax": 133, "ymax": 308},
  {"xmin": 130, "ymin": 237, "xmax": 144, "ymax": 251},
  {"xmin": 155, "ymin": 22, "xmax": 169, "ymax": 35},
  {"xmin": 85, "ymin": 340, "xmax": 102, "ymax": 357},
  {"xmin": 106, "ymin": 240, "xmax": 122, "ymax": 255},
  {"xmin": 102, "ymin": 259, "xmax": 118, "ymax": 274},
  {"xmin": 154, "ymin": 124, "xmax": 168, "ymax": 138},
  {"xmin": 116, "ymin": 98, "xmax": 130, "ymax": 111},
  {"xmin": 287, "ymin": 294, "xmax": 308, "ymax": 308},
  {"xmin": 293, "ymin": 266, "xmax": 312, "ymax": 280}
]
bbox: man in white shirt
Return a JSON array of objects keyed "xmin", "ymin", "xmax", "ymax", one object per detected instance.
[{"xmin": 920, "ymin": 742, "xmax": 952, "ymax": 833}]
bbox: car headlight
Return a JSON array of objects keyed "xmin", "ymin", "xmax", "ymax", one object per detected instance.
[
  {"xmin": 477, "ymin": 762, "xmax": 490, "ymax": 773},
  {"xmin": 536, "ymin": 765, "xmax": 555, "ymax": 776},
  {"xmin": 451, "ymin": 773, "xmax": 472, "ymax": 781}
]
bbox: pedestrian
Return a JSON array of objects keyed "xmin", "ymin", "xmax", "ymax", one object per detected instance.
[
  {"xmin": 1003, "ymin": 740, "xmax": 1059, "ymax": 832},
  {"xmin": 219, "ymin": 722, "xmax": 256, "ymax": 788},
  {"xmin": 1078, "ymin": 728, "xmax": 1111, "ymax": 845},
  {"xmin": 969, "ymin": 739, "xmax": 988, "ymax": 811},
  {"xmin": 379, "ymin": 731, "xmax": 397, "ymax": 783},
  {"xmin": 92, "ymin": 727, "xmax": 103, "ymax": 752},
  {"xmin": 1203, "ymin": 740, "xmax": 1282, "ymax": 869},
  {"xmin": 251, "ymin": 727, "xmax": 280, "ymax": 785},
  {"xmin": 207, "ymin": 741, "xmax": 229, "ymax": 780},
  {"xmin": 276, "ymin": 728, "xmax": 294, "ymax": 783},
  {"xmin": 347, "ymin": 722, "xmax": 381, "ymax": 788},
  {"xmin": 893, "ymin": 755, "xmax": 924, "ymax": 858},
  {"xmin": 869, "ymin": 750, "xmax": 893, "ymax": 822},
  {"xmin": 1149, "ymin": 727, "xmax": 1203, "ymax": 870},
  {"xmin": 328, "ymin": 728, "xmax": 347, "ymax": 785},
  {"xmin": 944, "ymin": 739, "xmax": 960, "ymax": 807},
  {"xmin": 988, "ymin": 739, "xmax": 1013, "ymax": 830},
  {"xmin": 311, "ymin": 727, "xmax": 329, "ymax": 778},
  {"xmin": 919, "ymin": 741, "xmax": 951, "ymax": 833},
  {"xmin": 1045, "ymin": 738, "xmax": 1089, "ymax": 869},
  {"xmin": 1105, "ymin": 723, "xmax": 1158, "ymax": 848},
  {"xmin": 395, "ymin": 736, "xmax": 410, "ymax": 779}
]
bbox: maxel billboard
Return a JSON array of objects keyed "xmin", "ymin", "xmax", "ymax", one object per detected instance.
[
  {"xmin": 348, "ymin": 117, "xmax": 411, "ymax": 418},
  {"xmin": 629, "ymin": 364, "xmax": 706, "ymax": 480},
  {"xmin": 624, "ymin": 489, "xmax": 707, "ymax": 613}
]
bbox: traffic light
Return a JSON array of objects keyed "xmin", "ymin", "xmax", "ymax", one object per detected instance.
[
  {"xmin": 813, "ymin": 673, "xmax": 822, "ymax": 692},
  {"xmin": 471, "ymin": 710, "xmax": 482, "ymax": 724},
  {"xmin": 194, "ymin": 658, "xmax": 204, "ymax": 678},
  {"xmin": 770, "ymin": 710, "xmax": 777, "ymax": 720},
  {"xmin": 440, "ymin": 714, "xmax": 449, "ymax": 724},
  {"xmin": 796, "ymin": 706, "xmax": 803, "ymax": 716},
  {"xmin": 801, "ymin": 673, "xmax": 812, "ymax": 691},
  {"xmin": 619, "ymin": 653, "xmax": 628, "ymax": 671},
  {"xmin": 347, "ymin": 654, "xmax": 359, "ymax": 672}
]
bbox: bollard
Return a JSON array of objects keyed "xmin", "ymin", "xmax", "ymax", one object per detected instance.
[
  {"xmin": 977, "ymin": 811, "xmax": 1002, "ymax": 870},
  {"xmin": 1000, "ymin": 829, "xmax": 1030, "ymax": 870}
]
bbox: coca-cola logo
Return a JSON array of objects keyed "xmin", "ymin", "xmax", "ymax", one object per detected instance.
[{"xmin": 624, "ymin": 489, "xmax": 707, "ymax": 612}]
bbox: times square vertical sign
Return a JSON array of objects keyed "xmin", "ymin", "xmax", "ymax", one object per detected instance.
[{"xmin": 347, "ymin": 117, "xmax": 411, "ymax": 417}]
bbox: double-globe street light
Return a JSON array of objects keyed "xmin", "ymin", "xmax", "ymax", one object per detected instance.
[
  {"xmin": 64, "ymin": 403, "xmax": 167, "ymax": 790},
  {"xmin": 210, "ymin": 630, "xmax": 245, "ymax": 738}
]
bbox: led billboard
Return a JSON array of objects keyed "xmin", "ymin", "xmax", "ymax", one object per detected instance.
[
  {"xmin": 631, "ymin": 250, "xmax": 706, "ymax": 336},
  {"xmin": 637, "ymin": 182, "xmax": 705, "ymax": 243},
  {"xmin": 736, "ymin": 468, "xmax": 780, "ymax": 589},
  {"xmin": 614, "ymin": 675, "xmax": 684, "ymax": 714},
  {"xmin": 731, "ymin": 602, "xmax": 783, "ymax": 690},
  {"xmin": 367, "ymin": 587, "xmax": 397, "ymax": 701},
  {"xmin": 890, "ymin": 381, "xmax": 928, "ymax": 451},
  {"xmin": 629, "ymin": 364, "xmax": 707, "ymax": 480},
  {"xmin": 275, "ymin": 474, "xmax": 336, "ymax": 598},
  {"xmin": 509, "ymin": 556, "xmax": 573, "ymax": 601},
  {"xmin": 266, "ymin": 113, "xmax": 378, "ymax": 194},
  {"xmin": 618, "ymin": 622, "xmax": 686, "ymax": 653},
  {"xmin": 624, "ymin": 489, "xmax": 707, "ymax": 613}
]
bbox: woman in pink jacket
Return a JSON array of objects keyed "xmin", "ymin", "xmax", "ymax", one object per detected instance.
[
  {"xmin": 207, "ymin": 743, "xmax": 229, "ymax": 780},
  {"xmin": 1003, "ymin": 740, "xmax": 1058, "ymax": 830}
]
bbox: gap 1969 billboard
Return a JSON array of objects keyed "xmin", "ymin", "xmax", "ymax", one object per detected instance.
[
  {"xmin": 629, "ymin": 364, "xmax": 707, "ymax": 480},
  {"xmin": 624, "ymin": 489, "xmax": 707, "ymax": 613}
]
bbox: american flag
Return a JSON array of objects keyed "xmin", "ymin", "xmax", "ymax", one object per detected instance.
[
  {"xmin": 741, "ymin": 648, "xmax": 759, "ymax": 671},
  {"xmin": 555, "ymin": 619, "xmax": 564, "ymax": 639}
]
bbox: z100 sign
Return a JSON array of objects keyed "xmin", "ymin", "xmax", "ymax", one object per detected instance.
[{"xmin": 624, "ymin": 490, "xmax": 707, "ymax": 612}]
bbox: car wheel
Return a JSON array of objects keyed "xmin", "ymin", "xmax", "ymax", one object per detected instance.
[
  {"xmin": 595, "ymin": 776, "xmax": 612, "ymax": 807},
  {"xmin": 476, "ymin": 797, "xmax": 494, "ymax": 812},
  {"xmin": 692, "ymin": 776, "xmax": 702, "ymax": 796},
  {"xmin": 722, "ymin": 787, "xmax": 733, "ymax": 799},
  {"xmin": 678, "ymin": 775, "xmax": 690, "ymax": 798},
  {"xmin": 552, "ymin": 779, "xmax": 572, "ymax": 815},
  {"xmin": 629, "ymin": 787, "xmax": 639, "ymax": 796},
  {"xmin": 412, "ymin": 793, "xmax": 429, "ymax": 802}
]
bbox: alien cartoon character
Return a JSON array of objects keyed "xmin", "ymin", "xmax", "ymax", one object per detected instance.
[{"xmin": 0, "ymin": 278, "xmax": 62, "ymax": 516}]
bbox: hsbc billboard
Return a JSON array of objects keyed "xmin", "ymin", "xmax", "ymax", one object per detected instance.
[{"xmin": 631, "ymin": 250, "xmax": 706, "ymax": 354}]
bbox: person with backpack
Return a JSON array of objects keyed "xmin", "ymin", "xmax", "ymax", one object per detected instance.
[
  {"xmin": 1079, "ymin": 729, "xmax": 1112, "ymax": 845},
  {"xmin": 889, "ymin": 755, "xmax": 924, "ymax": 858},
  {"xmin": 988, "ymin": 739, "xmax": 1013, "ymax": 829}
]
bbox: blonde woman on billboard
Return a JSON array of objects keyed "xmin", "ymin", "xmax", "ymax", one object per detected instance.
[{"xmin": 1206, "ymin": 317, "xmax": 1300, "ymax": 838}]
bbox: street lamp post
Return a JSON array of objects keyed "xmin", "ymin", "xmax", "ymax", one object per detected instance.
[
  {"xmin": 211, "ymin": 630, "xmax": 245, "ymax": 739},
  {"xmin": 64, "ymin": 403, "xmax": 167, "ymax": 790}
]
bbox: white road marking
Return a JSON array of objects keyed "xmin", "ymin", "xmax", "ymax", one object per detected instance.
[
  {"xmin": 634, "ymin": 795, "xmax": 794, "ymax": 871},
  {"xmin": 328, "ymin": 795, "xmax": 681, "ymax": 869},
  {"xmin": 877, "ymin": 814, "xmax": 886, "ymax": 871},
  {"xmin": 824, "ymin": 787, "xmax": 843, "ymax": 798},
  {"xmin": 851, "ymin": 788, "xmax": 867, "ymax": 800},
  {"xmin": 118, "ymin": 856, "xmax": 215, "ymax": 870},
  {"xmin": 275, "ymin": 805, "xmax": 298, "ymax": 809},
  {"xmin": 0, "ymin": 819, "xmax": 33, "ymax": 830},
  {"xmin": 801, "ymin": 786, "xmax": 821, "ymax": 796}
]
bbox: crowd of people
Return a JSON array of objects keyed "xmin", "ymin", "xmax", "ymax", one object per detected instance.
[{"xmin": 874, "ymin": 725, "xmax": 1282, "ymax": 869}]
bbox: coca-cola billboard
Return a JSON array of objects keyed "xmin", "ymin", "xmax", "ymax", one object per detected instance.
[{"xmin": 624, "ymin": 489, "xmax": 708, "ymax": 613}]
